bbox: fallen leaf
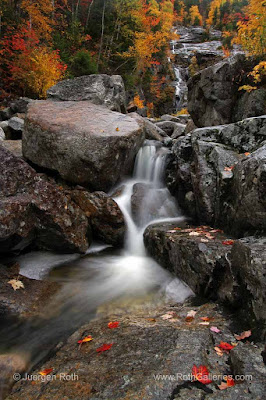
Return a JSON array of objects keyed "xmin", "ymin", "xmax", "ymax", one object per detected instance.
[
  {"xmin": 192, "ymin": 365, "xmax": 212, "ymax": 384},
  {"xmin": 189, "ymin": 231, "xmax": 201, "ymax": 236},
  {"xmin": 108, "ymin": 321, "xmax": 119, "ymax": 329},
  {"xmin": 222, "ymin": 240, "xmax": 235, "ymax": 246},
  {"xmin": 96, "ymin": 343, "xmax": 113, "ymax": 353},
  {"xmin": 187, "ymin": 310, "xmax": 197, "ymax": 318},
  {"xmin": 224, "ymin": 166, "xmax": 234, "ymax": 171},
  {"xmin": 244, "ymin": 152, "xmax": 250, "ymax": 156},
  {"xmin": 214, "ymin": 346, "xmax": 224, "ymax": 356},
  {"xmin": 77, "ymin": 335, "xmax": 93, "ymax": 348},
  {"xmin": 210, "ymin": 326, "xmax": 221, "ymax": 333},
  {"xmin": 8, "ymin": 279, "xmax": 24, "ymax": 291},
  {"xmin": 39, "ymin": 368, "xmax": 53, "ymax": 376},
  {"xmin": 218, "ymin": 342, "xmax": 235, "ymax": 352},
  {"xmin": 185, "ymin": 310, "xmax": 197, "ymax": 322},
  {"xmin": 218, "ymin": 376, "xmax": 235, "ymax": 390},
  {"xmin": 234, "ymin": 330, "xmax": 252, "ymax": 340},
  {"xmin": 161, "ymin": 311, "xmax": 177, "ymax": 320},
  {"xmin": 201, "ymin": 317, "xmax": 210, "ymax": 321}
]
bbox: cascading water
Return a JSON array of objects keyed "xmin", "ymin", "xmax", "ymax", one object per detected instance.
[
  {"xmin": 114, "ymin": 140, "xmax": 181, "ymax": 256},
  {"xmin": 0, "ymin": 141, "xmax": 193, "ymax": 371}
]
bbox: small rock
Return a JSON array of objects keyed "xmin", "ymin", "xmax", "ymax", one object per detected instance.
[{"xmin": 8, "ymin": 117, "xmax": 24, "ymax": 139}]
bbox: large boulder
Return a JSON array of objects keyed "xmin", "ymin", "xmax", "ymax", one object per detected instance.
[
  {"xmin": 6, "ymin": 300, "xmax": 266, "ymax": 400},
  {"xmin": 144, "ymin": 223, "xmax": 266, "ymax": 338},
  {"xmin": 188, "ymin": 54, "xmax": 266, "ymax": 127},
  {"xmin": 166, "ymin": 116, "xmax": 266, "ymax": 236},
  {"xmin": 23, "ymin": 101, "xmax": 145, "ymax": 192},
  {"xmin": 47, "ymin": 74, "xmax": 127, "ymax": 113},
  {"xmin": 71, "ymin": 190, "xmax": 125, "ymax": 247},
  {"xmin": 0, "ymin": 146, "xmax": 89, "ymax": 254}
]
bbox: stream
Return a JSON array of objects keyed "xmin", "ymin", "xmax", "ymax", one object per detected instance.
[{"xmin": 0, "ymin": 140, "xmax": 193, "ymax": 370}]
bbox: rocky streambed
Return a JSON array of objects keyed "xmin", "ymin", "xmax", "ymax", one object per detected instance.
[{"xmin": 0, "ymin": 28, "xmax": 266, "ymax": 400}]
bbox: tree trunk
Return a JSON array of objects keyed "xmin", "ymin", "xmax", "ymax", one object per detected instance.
[
  {"xmin": 97, "ymin": 0, "xmax": 106, "ymax": 68},
  {"xmin": 85, "ymin": 0, "xmax": 95, "ymax": 29}
]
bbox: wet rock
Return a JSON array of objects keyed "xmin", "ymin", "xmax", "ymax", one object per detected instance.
[
  {"xmin": 47, "ymin": 74, "xmax": 127, "ymax": 113},
  {"xmin": 7, "ymin": 301, "xmax": 248, "ymax": 400},
  {"xmin": 144, "ymin": 223, "xmax": 232, "ymax": 298},
  {"xmin": 230, "ymin": 343, "xmax": 266, "ymax": 397},
  {"xmin": 0, "ymin": 146, "xmax": 89, "ymax": 254},
  {"xmin": 229, "ymin": 237, "xmax": 266, "ymax": 338},
  {"xmin": 0, "ymin": 263, "xmax": 60, "ymax": 318},
  {"xmin": 131, "ymin": 183, "xmax": 152, "ymax": 224},
  {"xmin": 0, "ymin": 140, "xmax": 23, "ymax": 158},
  {"xmin": 8, "ymin": 117, "xmax": 24, "ymax": 140},
  {"xmin": 188, "ymin": 54, "xmax": 265, "ymax": 127},
  {"xmin": 0, "ymin": 126, "xmax": 5, "ymax": 140},
  {"xmin": 144, "ymin": 223, "xmax": 266, "ymax": 338},
  {"xmin": 23, "ymin": 101, "xmax": 145, "ymax": 192},
  {"xmin": 71, "ymin": 190, "xmax": 125, "ymax": 247},
  {"xmin": 166, "ymin": 116, "xmax": 266, "ymax": 235}
]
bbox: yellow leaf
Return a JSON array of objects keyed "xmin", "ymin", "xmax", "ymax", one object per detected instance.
[{"xmin": 8, "ymin": 279, "xmax": 25, "ymax": 291}]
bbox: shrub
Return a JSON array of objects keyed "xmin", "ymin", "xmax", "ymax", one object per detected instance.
[{"xmin": 69, "ymin": 50, "xmax": 98, "ymax": 77}]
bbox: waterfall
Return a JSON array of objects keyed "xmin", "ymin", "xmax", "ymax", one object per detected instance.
[{"xmin": 115, "ymin": 140, "xmax": 181, "ymax": 257}]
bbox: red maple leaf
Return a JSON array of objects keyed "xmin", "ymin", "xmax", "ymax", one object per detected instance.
[
  {"xmin": 192, "ymin": 365, "xmax": 212, "ymax": 384},
  {"xmin": 108, "ymin": 321, "xmax": 119, "ymax": 329},
  {"xmin": 222, "ymin": 240, "xmax": 235, "ymax": 246},
  {"xmin": 96, "ymin": 343, "xmax": 113, "ymax": 353},
  {"xmin": 218, "ymin": 342, "xmax": 234, "ymax": 352},
  {"xmin": 39, "ymin": 368, "xmax": 53, "ymax": 376}
]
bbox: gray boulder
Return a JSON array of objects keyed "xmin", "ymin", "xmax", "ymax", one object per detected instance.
[
  {"xmin": 23, "ymin": 101, "xmax": 145, "ymax": 192},
  {"xmin": 71, "ymin": 190, "xmax": 125, "ymax": 247},
  {"xmin": 129, "ymin": 113, "xmax": 166, "ymax": 142},
  {"xmin": 8, "ymin": 117, "xmax": 24, "ymax": 139},
  {"xmin": 144, "ymin": 223, "xmax": 266, "ymax": 338},
  {"xmin": 188, "ymin": 54, "xmax": 266, "ymax": 127},
  {"xmin": 47, "ymin": 74, "xmax": 127, "ymax": 113},
  {"xmin": 166, "ymin": 116, "xmax": 266, "ymax": 236},
  {"xmin": 0, "ymin": 146, "xmax": 89, "ymax": 254},
  {"xmin": 234, "ymin": 88, "xmax": 266, "ymax": 122}
]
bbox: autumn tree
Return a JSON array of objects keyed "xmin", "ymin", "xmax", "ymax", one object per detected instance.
[
  {"xmin": 189, "ymin": 5, "xmax": 203, "ymax": 25},
  {"xmin": 234, "ymin": 0, "xmax": 266, "ymax": 55}
]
